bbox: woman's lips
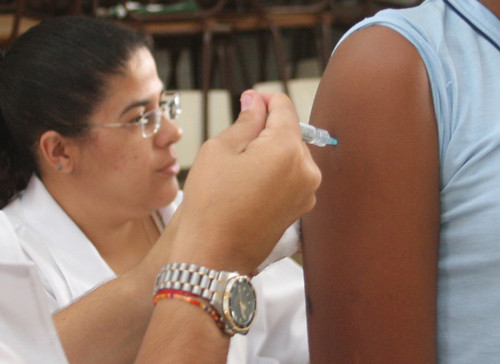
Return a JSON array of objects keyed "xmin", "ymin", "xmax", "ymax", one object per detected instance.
[{"xmin": 158, "ymin": 159, "xmax": 180, "ymax": 176}]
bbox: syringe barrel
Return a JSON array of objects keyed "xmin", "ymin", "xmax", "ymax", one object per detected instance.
[{"xmin": 300, "ymin": 123, "xmax": 329, "ymax": 147}]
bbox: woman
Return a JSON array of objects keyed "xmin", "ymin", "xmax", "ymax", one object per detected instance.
[
  {"xmin": 0, "ymin": 16, "xmax": 309, "ymax": 363},
  {"xmin": 302, "ymin": 0, "xmax": 500, "ymax": 362},
  {"xmin": 0, "ymin": 90, "xmax": 320, "ymax": 364}
]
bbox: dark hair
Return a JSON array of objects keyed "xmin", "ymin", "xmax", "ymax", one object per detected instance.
[{"xmin": 0, "ymin": 16, "xmax": 152, "ymax": 208}]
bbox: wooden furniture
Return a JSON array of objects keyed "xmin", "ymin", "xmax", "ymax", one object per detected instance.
[
  {"xmin": 0, "ymin": 0, "xmax": 39, "ymax": 49},
  {"xmin": 0, "ymin": 0, "xmax": 84, "ymax": 50},
  {"xmin": 255, "ymin": 0, "xmax": 334, "ymax": 78},
  {"xmin": 213, "ymin": 0, "xmax": 334, "ymax": 94}
]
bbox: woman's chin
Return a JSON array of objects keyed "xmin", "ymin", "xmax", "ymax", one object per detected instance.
[{"xmin": 155, "ymin": 182, "xmax": 180, "ymax": 208}]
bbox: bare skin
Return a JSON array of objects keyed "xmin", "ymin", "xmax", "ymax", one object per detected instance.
[
  {"xmin": 302, "ymin": 25, "xmax": 441, "ymax": 363},
  {"xmin": 35, "ymin": 48, "xmax": 181, "ymax": 363},
  {"xmin": 480, "ymin": 0, "xmax": 500, "ymax": 17},
  {"xmin": 135, "ymin": 91, "xmax": 321, "ymax": 363},
  {"xmin": 39, "ymin": 74, "xmax": 319, "ymax": 363}
]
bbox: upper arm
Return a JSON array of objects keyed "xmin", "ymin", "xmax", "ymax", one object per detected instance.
[{"xmin": 302, "ymin": 25, "xmax": 441, "ymax": 363}]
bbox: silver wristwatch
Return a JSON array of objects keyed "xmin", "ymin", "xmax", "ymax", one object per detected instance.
[{"xmin": 154, "ymin": 263, "xmax": 257, "ymax": 336}]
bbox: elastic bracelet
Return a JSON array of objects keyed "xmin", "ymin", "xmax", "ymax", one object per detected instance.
[{"xmin": 154, "ymin": 291, "xmax": 224, "ymax": 329}]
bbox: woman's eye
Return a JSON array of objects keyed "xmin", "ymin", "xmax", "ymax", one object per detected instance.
[{"xmin": 131, "ymin": 113, "xmax": 148, "ymax": 125}]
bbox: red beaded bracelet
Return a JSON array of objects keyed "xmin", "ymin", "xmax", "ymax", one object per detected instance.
[{"xmin": 153, "ymin": 291, "xmax": 224, "ymax": 330}]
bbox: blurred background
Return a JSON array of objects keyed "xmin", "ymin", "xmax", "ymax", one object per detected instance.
[{"xmin": 0, "ymin": 0, "xmax": 421, "ymax": 175}]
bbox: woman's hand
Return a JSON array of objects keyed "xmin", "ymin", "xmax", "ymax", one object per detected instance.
[{"xmin": 169, "ymin": 89, "xmax": 321, "ymax": 273}]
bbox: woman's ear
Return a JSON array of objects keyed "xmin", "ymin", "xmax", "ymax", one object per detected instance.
[{"xmin": 38, "ymin": 130, "xmax": 75, "ymax": 173}]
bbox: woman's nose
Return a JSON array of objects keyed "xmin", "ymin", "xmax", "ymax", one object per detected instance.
[{"xmin": 155, "ymin": 115, "xmax": 183, "ymax": 147}]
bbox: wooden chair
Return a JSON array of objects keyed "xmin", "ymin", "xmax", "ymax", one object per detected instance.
[
  {"xmin": 0, "ymin": 0, "xmax": 39, "ymax": 50},
  {"xmin": 329, "ymin": 0, "xmax": 423, "ymax": 32},
  {"xmin": 0, "ymin": 0, "xmax": 84, "ymax": 50},
  {"xmin": 255, "ymin": 0, "xmax": 334, "ymax": 72},
  {"xmin": 174, "ymin": 88, "xmax": 232, "ymax": 170},
  {"xmin": 253, "ymin": 76, "xmax": 320, "ymax": 123},
  {"xmin": 215, "ymin": 0, "xmax": 334, "ymax": 95}
]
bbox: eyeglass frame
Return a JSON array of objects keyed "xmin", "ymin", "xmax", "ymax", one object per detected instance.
[{"xmin": 87, "ymin": 92, "xmax": 181, "ymax": 138}]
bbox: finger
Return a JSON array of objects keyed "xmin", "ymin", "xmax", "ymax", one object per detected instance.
[
  {"xmin": 241, "ymin": 94, "xmax": 301, "ymax": 160},
  {"xmin": 261, "ymin": 93, "xmax": 302, "ymax": 141},
  {"xmin": 214, "ymin": 89, "xmax": 268, "ymax": 151}
]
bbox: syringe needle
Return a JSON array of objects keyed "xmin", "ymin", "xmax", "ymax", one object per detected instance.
[{"xmin": 299, "ymin": 122, "xmax": 338, "ymax": 147}]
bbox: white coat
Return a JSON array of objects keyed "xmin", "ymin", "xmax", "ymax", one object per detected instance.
[
  {"xmin": 0, "ymin": 211, "xmax": 68, "ymax": 364},
  {"xmin": 1, "ymin": 176, "xmax": 309, "ymax": 363}
]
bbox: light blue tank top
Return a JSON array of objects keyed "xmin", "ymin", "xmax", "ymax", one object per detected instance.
[{"xmin": 337, "ymin": 1, "xmax": 500, "ymax": 362}]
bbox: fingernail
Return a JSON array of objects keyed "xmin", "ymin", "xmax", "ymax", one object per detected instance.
[{"xmin": 241, "ymin": 93, "xmax": 253, "ymax": 111}]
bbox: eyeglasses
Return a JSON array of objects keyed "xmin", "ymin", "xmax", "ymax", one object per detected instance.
[{"xmin": 88, "ymin": 92, "xmax": 181, "ymax": 138}]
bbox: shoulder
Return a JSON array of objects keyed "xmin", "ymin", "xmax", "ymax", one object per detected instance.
[
  {"xmin": 312, "ymin": 24, "xmax": 435, "ymax": 157},
  {"xmin": 331, "ymin": 0, "xmax": 448, "ymax": 94},
  {"xmin": 331, "ymin": 24, "xmax": 428, "ymax": 94},
  {"xmin": 0, "ymin": 212, "xmax": 25, "ymax": 263}
]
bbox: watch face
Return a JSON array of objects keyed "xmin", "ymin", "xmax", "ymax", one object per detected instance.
[{"xmin": 227, "ymin": 277, "xmax": 256, "ymax": 329}]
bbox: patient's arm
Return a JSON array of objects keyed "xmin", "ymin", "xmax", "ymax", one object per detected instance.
[{"xmin": 302, "ymin": 25, "xmax": 441, "ymax": 363}]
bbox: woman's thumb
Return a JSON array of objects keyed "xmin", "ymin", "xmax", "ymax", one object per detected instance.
[{"xmin": 214, "ymin": 90, "xmax": 267, "ymax": 151}]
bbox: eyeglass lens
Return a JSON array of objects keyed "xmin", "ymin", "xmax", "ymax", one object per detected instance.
[{"xmin": 141, "ymin": 93, "xmax": 180, "ymax": 138}]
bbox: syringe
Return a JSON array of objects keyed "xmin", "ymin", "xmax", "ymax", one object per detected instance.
[{"xmin": 300, "ymin": 122, "xmax": 338, "ymax": 147}]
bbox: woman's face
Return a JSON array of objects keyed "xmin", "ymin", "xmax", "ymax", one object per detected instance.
[{"xmin": 73, "ymin": 47, "xmax": 182, "ymax": 217}]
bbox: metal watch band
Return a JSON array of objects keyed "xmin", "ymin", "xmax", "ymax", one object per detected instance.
[{"xmin": 154, "ymin": 263, "xmax": 237, "ymax": 324}]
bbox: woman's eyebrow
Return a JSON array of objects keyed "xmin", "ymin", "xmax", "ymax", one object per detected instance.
[
  {"xmin": 120, "ymin": 99, "xmax": 150, "ymax": 117},
  {"xmin": 119, "ymin": 84, "xmax": 166, "ymax": 117}
]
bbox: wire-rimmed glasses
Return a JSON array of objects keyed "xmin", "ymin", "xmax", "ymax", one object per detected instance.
[{"xmin": 88, "ymin": 92, "xmax": 181, "ymax": 138}]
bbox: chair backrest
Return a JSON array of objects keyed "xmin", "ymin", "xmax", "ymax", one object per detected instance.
[
  {"xmin": 174, "ymin": 88, "xmax": 232, "ymax": 169},
  {"xmin": 0, "ymin": 0, "xmax": 82, "ymax": 49},
  {"xmin": 253, "ymin": 77, "xmax": 320, "ymax": 123},
  {"xmin": 0, "ymin": 0, "xmax": 31, "ymax": 50}
]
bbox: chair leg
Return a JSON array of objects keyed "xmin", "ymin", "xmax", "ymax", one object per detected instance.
[
  {"xmin": 215, "ymin": 39, "xmax": 238, "ymax": 118},
  {"xmin": 257, "ymin": 30, "xmax": 268, "ymax": 82},
  {"xmin": 201, "ymin": 28, "xmax": 214, "ymax": 142},
  {"xmin": 231, "ymin": 33, "xmax": 253, "ymax": 92},
  {"xmin": 189, "ymin": 38, "xmax": 203, "ymax": 89},
  {"xmin": 267, "ymin": 20, "xmax": 290, "ymax": 95},
  {"xmin": 289, "ymin": 29, "xmax": 302, "ymax": 79},
  {"xmin": 167, "ymin": 48, "xmax": 182, "ymax": 90},
  {"xmin": 320, "ymin": 14, "xmax": 333, "ymax": 69}
]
